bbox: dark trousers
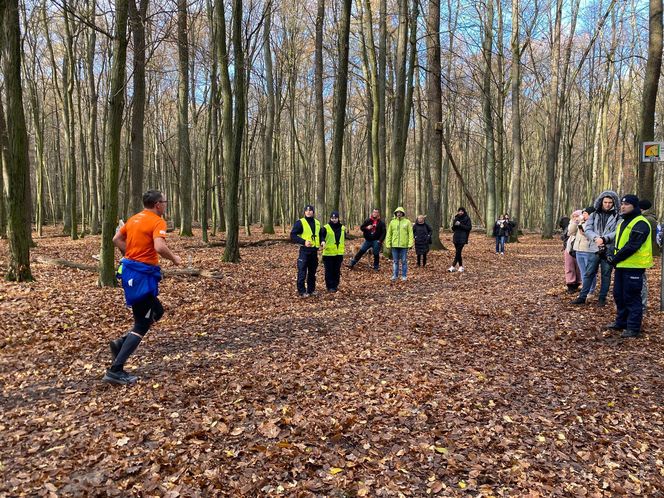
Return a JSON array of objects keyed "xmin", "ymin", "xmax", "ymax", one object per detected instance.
[
  {"xmin": 132, "ymin": 294, "xmax": 164, "ymax": 334},
  {"xmin": 352, "ymin": 239, "xmax": 381, "ymax": 269},
  {"xmin": 297, "ymin": 249, "xmax": 318, "ymax": 294},
  {"xmin": 452, "ymin": 242, "xmax": 465, "ymax": 266},
  {"xmin": 613, "ymin": 268, "xmax": 645, "ymax": 331},
  {"xmin": 417, "ymin": 253, "xmax": 428, "ymax": 266},
  {"xmin": 323, "ymin": 255, "xmax": 343, "ymax": 290}
]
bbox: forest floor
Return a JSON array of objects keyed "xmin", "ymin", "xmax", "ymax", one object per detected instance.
[{"xmin": 1, "ymin": 227, "xmax": 663, "ymax": 497}]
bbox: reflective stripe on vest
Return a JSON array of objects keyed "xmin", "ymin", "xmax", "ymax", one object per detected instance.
[
  {"xmin": 614, "ymin": 215, "xmax": 653, "ymax": 268},
  {"xmin": 322, "ymin": 223, "xmax": 345, "ymax": 256},
  {"xmin": 299, "ymin": 217, "xmax": 321, "ymax": 248}
]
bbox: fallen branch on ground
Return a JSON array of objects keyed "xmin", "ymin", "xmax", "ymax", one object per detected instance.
[{"xmin": 34, "ymin": 256, "xmax": 223, "ymax": 279}]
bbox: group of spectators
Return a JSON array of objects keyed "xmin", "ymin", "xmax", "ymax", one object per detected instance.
[{"xmin": 560, "ymin": 190, "xmax": 659, "ymax": 338}]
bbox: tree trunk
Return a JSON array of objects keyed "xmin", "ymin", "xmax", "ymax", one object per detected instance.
[
  {"xmin": 1, "ymin": 0, "xmax": 33, "ymax": 281},
  {"xmin": 313, "ymin": 0, "xmax": 326, "ymax": 212},
  {"xmin": 262, "ymin": 4, "xmax": 275, "ymax": 234},
  {"xmin": 178, "ymin": 0, "xmax": 193, "ymax": 236},
  {"xmin": 387, "ymin": 0, "xmax": 409, "ymax": 213},
  {"xmin": 508, "ymin": 0, "xmax": 522, "ymax": 240},
  {"xmin": 426, "ymin": 0, "xmax": 443, "ymax": 248},
  {"xmin": 362, "ymin": 0, "xmax": 381, "ymax": 213},
  {"xmin": 129, "ymin": 0, "xmax": 148, "ymax": 215},
  {"xmin": 482, "ymin": 0, "xmax": 496, "ymax": 235},
  {"xmin": 85, "ymin": 0, "xmax": 100, "ymax": 234},
  {"xmin": 638, "ymin": 0, "xmax": 662, "ymax": 200},
  {"xmin": 216, "ymin": 0, "xmax": 244, "ymax": 262},
  {"xmin": 329, "ymin": 0, "xmax": 352, "ymax": 212},
  {"xmin": 62, "ymin": 2, "xmax": 78, "ymax": 240},
  {"xmin": 99, "ymin": 0, "xmax": 129, "ymax": 286}
]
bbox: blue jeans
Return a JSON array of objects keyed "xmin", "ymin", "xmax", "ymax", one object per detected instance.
[
  {"xmin": 495, "ymin": 236, "xmax": 506, "ymax": 253},
  {"xmin": 575, "ymin": 251, "xmax": 596, "ymax": 294},
  {"xmin": 391, "ymin": 248, "xmax": 408, "ymax": 278},
  {"xmin": 579, "ymin": 251, "xmax": 612, "ymax": 300},
  {"xmin": 351, "ymin": 239, "xmax": 381, "ymax": 269}
]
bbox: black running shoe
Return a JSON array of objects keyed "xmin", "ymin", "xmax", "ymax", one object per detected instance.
[{"xmin": 102, "ymin": 369, "xmax": 138, "ymax": 385}]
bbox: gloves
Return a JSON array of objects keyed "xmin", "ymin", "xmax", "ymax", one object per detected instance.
[{"xmin": 606, "ymin": 254, "xmax": 617, "ymax": 266}]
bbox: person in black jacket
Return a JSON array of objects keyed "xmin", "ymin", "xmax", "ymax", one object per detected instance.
[
  {"xmin": 448, "ymin": 207, "xmax": 472, "ymax": 272},
  {"xmin": 348, "ymin": 208, "xmax": 386, "ymax": 271},
  {"xmin": 492, "ymin": 214, "xmax": 514, "ymax": 255},
  {"xmin": 413, "ymin": 215, "xmax": 433, "ymax": 267},
  {"xmin": 290, "ymin": 204, "xmax": 321, "ymax": 297}
]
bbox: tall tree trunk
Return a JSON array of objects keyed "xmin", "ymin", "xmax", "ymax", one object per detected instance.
[
  {"xmin": 329, "ymin": 0, "xmax": 352, "ymax": 211},
  {"xmin": 85, "ymin": 0, "xmax": 100, "ymax": 234},
  {"xmin": 378, "ymin": 0, "xmax": 387, "ymax": 212},
  {"xmin": 426, "ymin": 0, "xmax": 443, "ymax": 248},
  {"xmin": 482, "ymin": 0, "xmax": 496, "ymax": 235},
  {"xmin": 99, "ymin": 0, "xmax": 129, "ymax": 286},
  {"xmin": 178, "ymin": 0, "xmax": 193, "ymax": 236},
  {"xmin": 313, "ymin": 0, "xmax": 326, "ymax": 212},
  {"xmin": 362, "ymin": 0, "xmax": 381, "ymax": 212},
  {"xmin": 508, "ymin": 0, "xmax": 522, "ymax": 240},
  {"xmin": 262, "ymin": 4, "xmax": 275, "ymax": 234},
  {"xmin": 638, "ymin": 0, "xmax": 662, "ymax": 200},
  {"xmin": 216, "ymin": 0, "xmax": 244, "ymax": 262},
  {"xmin": 1, "ymin": 0, "xmax": 33, "ymax": 281},
  {"xmin": 387, "ymin": 0, "xmax": 409, "ymax": 212},
  {"xmin": 63, "ymin": 2, "xmax": 78, "ymax": 240},
  {"xmin": 129, "ymin": 0, "xmax": 148, "ymax": 215},
  {"xmin": 542, "ymin": 0, "xmax": 563, "ymax": 239}
]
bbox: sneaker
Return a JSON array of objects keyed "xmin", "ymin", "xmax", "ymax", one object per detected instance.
[
  {"xmin": 448, "ymin": 266, "xmax": 456, "ymax": 272},
  {"xmin": 373, "ymin": 266, "xmax": 380, "ymax": 272},
  {"xmin": 309, "ymin": 291, "xmax": 318, "ymax": 297},
  {"xmin": 571, "ymin": 297, "xmax": 586, "ymax": 305},
  {"xmin": 391, "ymin": 276, "xmax": 397, "ymax": 282},
  {"xmin": 604, "ymin": 322, "xmax": 624, "ymax": 330},
  {"xmin": 347, "ymin": 260, "xmax": 356, "ymax": 269},
  {"xmin": 500, "ymin": 252, "xmax": 504, "ymax": 255},
  {"xmin": 620, "ymin": 329, "xmax": 641, "ymax": 338},
  {"xmin": 327, "ymin": 288, "xmax": 337, "ymax": 293},
  {"xmin": 458, "ymin": 266, "xmax": 465, "ymax": 272},
  {"xmin": 299, "ymin": 293, "xmax": 310, "ymax": 298},
  {"xmin": 102, "ymin": 369, "xmax": 138, "ymax": 385},
  {"xmin": 401, "ymin": 276, "xmax": 407, "ymax": 281},
  {"xmin": 109, "ymin": 339, "xmax": 123, "ymax": 361},
  {"xmin": 597, "ymin": 298, "xmax": 607, "ymax": 307}
]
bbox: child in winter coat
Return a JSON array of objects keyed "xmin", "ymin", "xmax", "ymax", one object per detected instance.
[{"xmin": 413, "ymin": 215, "xmax": 433, "ymax": 267}]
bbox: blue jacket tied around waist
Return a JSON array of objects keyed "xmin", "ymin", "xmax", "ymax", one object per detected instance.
[{"xmin": 117, "ymin": 258, "xmax": 162, "ymax": 306}]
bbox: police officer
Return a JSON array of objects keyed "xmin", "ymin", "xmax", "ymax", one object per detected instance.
[
  {"xmin": 605, "ymin": 194, "xmax": 653, "ymax": 338},
  {"xmin": 290, "ymin": 205, "xmax": 321, "ymax": 297},
  {"xmin": 320, "ymin": 211, "xmax": 346, "ymax": 292}
]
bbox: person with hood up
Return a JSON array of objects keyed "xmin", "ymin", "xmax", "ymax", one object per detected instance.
[
  {"xmin": 320, "ymin": 211, "xmax": 346, "ymax": 292},
  {"xmin": 413, "ymin": 215, "xmax": 433, "ymax": 267},
  {"xmin": 385, "ymin": 207, "xmax": 414, "ymax": 281},
  {"xmin": 604, "ymin": 195, "xmax": 653, "ymax": 338},
  {"xmin": 291, "ymin": 204, "xmax": 321, "ymax": 297},
  {"xmin": 448, "ymin": 207, "xmax": 472, "ymax": 272},
  {"xmin": 571, "ymin": 190, "xmax": 620, "ymax": 306},
  {"xmin": 348, "ymin": 208, "xmax": 386, "ymax": 271}
]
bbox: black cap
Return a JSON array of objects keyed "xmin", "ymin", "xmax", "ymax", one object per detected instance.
[
  {"xmin": 583, "ymin": 206, "xmax": 595, "ymax": 215},
  {"xmin": 330, "ymin": 211, "xmax": 339, "ymax": 218},
  {"xmin": 639, "ymin": 199, "xmax": 652, "ymax": 210},
  {"xmin": 620, "ymin": 194, "xmax": 639, "ymax": 208},
  {"xmin": 304, "ymin": 204, "xmax": 315, "ymax": 213}
]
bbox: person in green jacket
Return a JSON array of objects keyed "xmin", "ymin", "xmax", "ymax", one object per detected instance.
[{"xmin": 385, "ymin": 207, "xmax": 414, "ymax": 281}]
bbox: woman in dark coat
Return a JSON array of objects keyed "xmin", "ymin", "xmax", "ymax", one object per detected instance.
[
  {"xmin": 413, "ymin": 215, "xmax": 433, "ymax": 267},
  {"xmin": 448, "ymin": 207, "xmax": 472, "ymax": 272}
]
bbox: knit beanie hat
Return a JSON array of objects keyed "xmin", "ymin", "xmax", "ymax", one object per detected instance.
[
  {"xmin": 620, "ymin": 194, "xmax": 639, "ymax": 208},
  {"xmin": 583, "ymin": 206, "xmax": 595, "ymax": 215}
]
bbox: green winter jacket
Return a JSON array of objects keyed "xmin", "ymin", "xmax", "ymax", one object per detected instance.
[{"xmin": 385, "ymin": 207, "xmax": 414, "ymax": 249}]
